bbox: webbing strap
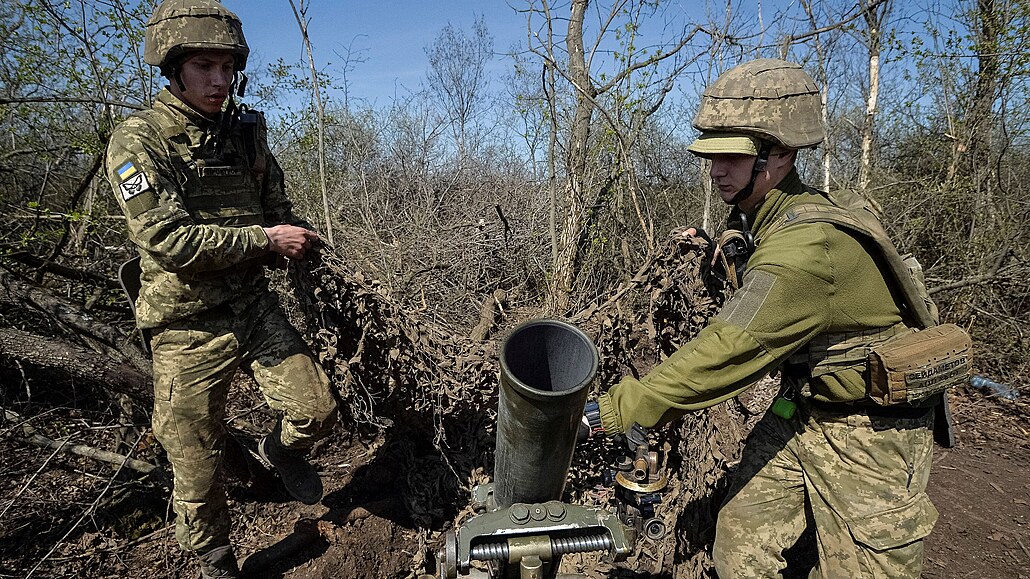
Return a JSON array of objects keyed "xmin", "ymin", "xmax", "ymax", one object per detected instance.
[
  {"xmin": 786, "ymin": 322, "xmax": 909, "ymax": 377},
  {"xmin": 139, "ymin": 107, "xmax": 197, "ymax": 176},
  {"xmin": 762, "ymin": 192, "xmax": 937, "ymax": 329},
  {"xmin": 716, "ymin": 229, "xmax": 748, "ymax": 291},
  {"xmin": 768, "ymin": 190, "xmax": 955, "ymax": 447}
]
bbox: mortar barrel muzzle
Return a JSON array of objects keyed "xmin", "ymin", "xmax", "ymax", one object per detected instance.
[{"xmin": 494, "ymin": 318, "xmax": 598, "ymax": 509}]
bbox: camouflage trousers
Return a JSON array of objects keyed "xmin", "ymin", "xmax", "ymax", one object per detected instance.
[
  {"xmin": 150, "ymin": 295, "xmax": 338, "ymax": 553},
  {"xmin": 713, "ymin": 400, "xmax": 938, "ymax": 578}
]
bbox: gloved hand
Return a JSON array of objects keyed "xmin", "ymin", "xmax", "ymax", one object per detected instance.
[
  {"xmin": 621, "ymin": 422, "xmax": 649, "ymax": 452},
  {"xmin": 672, "ymin": 225, "xmax": 715, "ymax": 263}
]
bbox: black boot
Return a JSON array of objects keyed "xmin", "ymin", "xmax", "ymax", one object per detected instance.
[
  {"xmin": 258, "ymin": 422, "xmax": 323, "ymax": 505},
  {"xmin": 197, "ymin": 544, "xmax": 239, "ymax": 579}
]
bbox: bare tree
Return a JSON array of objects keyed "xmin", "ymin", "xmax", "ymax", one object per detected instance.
[
  {"xmin": 332, "ymin": 35, "xmax": 369, "ymax": 110},
  {"xmin": 424, "ymin": 16, "xmax": 494, "ymax": 159},
  {"xmin": 287, "ymin": 0, "xmax": 334, "ymax": 246},
  {"xmin": 857, "ymin": 0, "xmax": 892, "ymax": 193},
  {"xmin": 796, "ymin": 0, "xmax": 834, "ymax": 191},
  {"xmin": 943, "ymin": 0, "xmax": 1001, "ymax": 183},
  {"xmin": 950, "ymin": 0, "xmax": 1004, "ymax": 235},
  {"xmin": 526, "ymin": 0, "xmax": 701, "ymax": 314}
]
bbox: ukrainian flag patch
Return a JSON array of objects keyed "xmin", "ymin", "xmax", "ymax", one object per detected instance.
[
  {"xmin": 116, "ymin": 161, "xmax": 150, "ymax": 200},
  {"xmin": 117, "ymin": 161, "xmax": 137, "ymax": 180}
]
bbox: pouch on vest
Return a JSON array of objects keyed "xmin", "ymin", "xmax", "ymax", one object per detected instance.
[{"xmin": 867, "ymin": 323, "xmax": 972, "ymax": 406}]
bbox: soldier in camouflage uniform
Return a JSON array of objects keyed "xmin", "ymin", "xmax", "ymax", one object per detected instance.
[
  {"xmin": 581, "ymin": 59, "xmax": 940, "ymax": 577},
  {"xmin": 105, "ymin": 1, "xmax": 338, "ymax": 576}
]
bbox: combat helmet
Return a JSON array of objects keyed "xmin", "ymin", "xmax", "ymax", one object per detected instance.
[
  {"xmin": 144, "ymin": 0, "xmax": 249, "ymax": 74},
  {"xmin": 688, "ymin": 58, "xmax": 824, "ymax": 157}
]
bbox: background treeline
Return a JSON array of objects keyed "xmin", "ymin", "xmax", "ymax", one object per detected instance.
[{"xmin": 1, "ymin": 0, "xmax": 1026, "ymax": 392}]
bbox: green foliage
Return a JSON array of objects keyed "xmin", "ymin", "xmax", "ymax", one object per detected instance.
[
  {"xmin": 0, "ymin": 1, "xmax": 153, "ymax": 279},
  {"xmin": 252, "ymin": 57, "xmax": 343, "ymax": 112}
]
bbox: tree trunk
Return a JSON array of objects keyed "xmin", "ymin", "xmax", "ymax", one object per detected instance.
[
  {"xmin": 858, "ymin": 0, "xmax": 887, "ymax": 194},
  {"xmin": 5, "ymin": 409, "xmax": 160, "ymax": 476},
  {"xmin": 0, "ymin": 327, "xmax": 151, "ymax": 404},
  {"xmin": 548, "ymin": 0, "xmax": 595, "ymax": 315},
  {"xmin": 288, "ymin": 0, "xmax": 334, "ymax": 247},
  {"xmin": 967, "ymin": 0, "xmax": 1001, "ymax": 234},
  {"xmin": 0, "ymin": 265, "xmax": 149, "ymax": 374},
  {"xmin": 799, "ymin": 0, "xmax": 833, "ymax": 192}
]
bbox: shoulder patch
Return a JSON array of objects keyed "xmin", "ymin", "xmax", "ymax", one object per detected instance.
[
  {"xmin": 115, "ymin": 161, "xmax": 151, "ymax": 201},
  {"xmin": 715, "ymin": 269, "xmax": 777, "ymax": 329}
]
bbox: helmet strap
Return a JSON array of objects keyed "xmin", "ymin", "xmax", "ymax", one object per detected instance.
[
  {"xmin": 170, "ymin": 65, "xmax": 187, "ymax": 93},
  {"xmin": 729, "ymin": 140, "xmax": 773, "ymax": 206}
]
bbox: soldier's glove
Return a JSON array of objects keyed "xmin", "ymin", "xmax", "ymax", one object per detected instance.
[
  {"xmin": 689, "ymin": 226, "xmax": 713, "ymax": 246},
  {"xmin": 577, "ymin": 400, "xmax": 604, "ymax": 442},
  {"xmin": 621, "ymin": 422, "xmax": 649, "ymax": 452}
]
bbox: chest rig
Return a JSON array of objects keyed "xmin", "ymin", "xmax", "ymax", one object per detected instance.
[
  {"xmin": 757, "ymin": 188, "xmax": 967, "ymax": 446},
  {"xmin": 143, "ymin": 103, "xmax": 269, "ymax": 226}
]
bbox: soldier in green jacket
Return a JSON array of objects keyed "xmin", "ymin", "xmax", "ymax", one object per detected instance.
[
  {"xmin": 583, "ymin": 59, "xmax": 939, "ymax": 577},
  {"xmin": 105, "ymin": 2, "xmax": 337, "ymax": 576}
]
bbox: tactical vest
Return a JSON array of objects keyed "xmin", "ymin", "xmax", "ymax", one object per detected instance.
[
  {"xmin": 137, "ymin": 104, "xmax": 268, "ymax": 228},
  {"xmin": 763, "ymin": 188, "xmax": 939, "ymax": 329},
  {"xmin": 128, "ymin": 101, "xmax": 275, "ymax": 327},
  {"xmin": 760, "ymin": 188, "xmax": 968, "ymax": 445}
]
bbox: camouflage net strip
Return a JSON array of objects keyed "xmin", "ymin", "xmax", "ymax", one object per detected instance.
[{"xmin": 291, "ymin": 231, "xmax": 769, "ymax": 576}]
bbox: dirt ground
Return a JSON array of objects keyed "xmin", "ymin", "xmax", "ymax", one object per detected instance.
[
  {"xmin": 923, "ymin": 392, "xmax": 1030, "ymax": 579},
  {"xmin": 1, "ymin": 386, "xmax": 1027, "ymax": 579}
]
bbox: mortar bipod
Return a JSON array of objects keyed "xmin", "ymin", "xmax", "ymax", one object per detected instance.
[{"xmin": 438, "ymin": 483, "xmax": 634, "ymax": 579}]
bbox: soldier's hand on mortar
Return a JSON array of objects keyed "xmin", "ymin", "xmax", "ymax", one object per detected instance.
[
  {"xmin": 622, "ymin": 423, "xmax": 649, "ymax": 452},
  {"xmin": 264, "ymin": 225, "xmax": 319, "ymax": 260}
]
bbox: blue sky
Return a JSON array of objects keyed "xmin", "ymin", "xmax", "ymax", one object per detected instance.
[
  {"xmin": 220, "ymin": 1, "xmax": 973, "ymax": 121},
  {"xmin": 229, "ymin": 1, "xmax": 528, "ymax": 107}
]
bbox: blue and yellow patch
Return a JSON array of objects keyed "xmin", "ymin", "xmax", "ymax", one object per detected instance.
[
  {"xmin": 115, "ymin": 160, "xmax": 151, "ymax": 201},
  {"xmin": 116, "ymin": 161, "xmax": 138, "ymax": 181}
]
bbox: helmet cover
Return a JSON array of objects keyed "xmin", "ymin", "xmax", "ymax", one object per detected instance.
[
  {"xmin": 690, "ymin": 58, "xmax": 824, "ymax": 152},
  {"xmin": 144, "ymin": 0, "xmax": 249, "ymax": 71}
]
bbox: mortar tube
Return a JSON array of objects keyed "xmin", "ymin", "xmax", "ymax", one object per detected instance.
[{"xmin": 494, "ymin": 319, "xmax": 598, "ymax": 509}]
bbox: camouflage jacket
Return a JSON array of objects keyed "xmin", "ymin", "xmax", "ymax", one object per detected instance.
[
  {"xmin": 106, "ymin": 89, "xmax": 308, "ymax": 328},
  {"xmin": 598, "ymin": 169, "xmax": 909, "ymax": 434}
]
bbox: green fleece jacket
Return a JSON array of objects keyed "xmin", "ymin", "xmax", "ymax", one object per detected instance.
[{"xmin": 598, "ymin": 169, "xmax": 906, "ymax": 434}]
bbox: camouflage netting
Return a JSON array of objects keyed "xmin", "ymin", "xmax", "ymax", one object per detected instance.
[{"xmin": 290, "ymin": 230, "xmax": 777, "ymax": 578}]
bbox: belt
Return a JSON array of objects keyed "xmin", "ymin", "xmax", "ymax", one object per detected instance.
[{"xmin": 806, "ymin": 398, "xmax": 933, "ymax": 419}]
